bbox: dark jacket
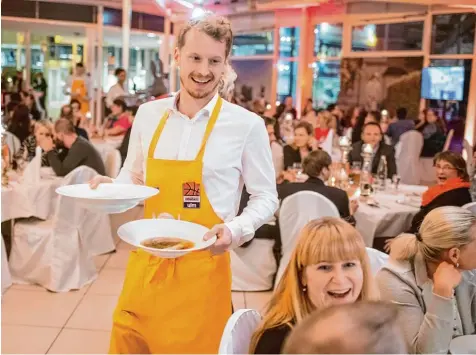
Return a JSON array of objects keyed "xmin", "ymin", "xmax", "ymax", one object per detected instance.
[
  {"xmin": 254, "ymin": 324, "xmax": 292, "ymax": 354},
  {"xmin": 349, "ymin": 141, "xmax": 397, "ymax": 178},
  {"xmin": 278, "ymin": 177, "xmax": 355, "ymax": 225},
  {"xmin": 409, "ymin": 187, "xmax": 471, "ymax": 233},
  {"xmin": 283, "ymin": 145, "xmax": 313, "ymax": 171}
]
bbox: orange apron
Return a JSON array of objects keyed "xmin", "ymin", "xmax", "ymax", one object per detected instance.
[
  {"xmin": 71, "ymin": 76, "xmax": 89, "ymax": 115},
  {"xmin": 109, "ymin": 97, "xmax": 232, "ymax": 354}
]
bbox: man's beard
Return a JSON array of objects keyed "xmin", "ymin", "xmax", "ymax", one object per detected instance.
[{"xmin": 180, "ymin": 74, "xmax": 220, "ymax": 100}]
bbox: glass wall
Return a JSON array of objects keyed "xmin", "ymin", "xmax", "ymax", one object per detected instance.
[
  {"xmin": 279, "ymin": 27, "xmax": 300, "ymax": 58},
  {"xmin": 314, "ymin": 23, "xmax": 342, "ymax": 58},
  {"xmin": 431, "ymin": 13, "xmax": 476, "ymax": 55},
  {"xmin": 276, "ymin": 60, "xmax": 298, "ymax": 103},
  {"xmin": 312, "ymin": 60, "xmax": 341, "ymax": 109},
  {"xmin": 232, "ymin": 32, "xmax": 273, "ymax": 56}
]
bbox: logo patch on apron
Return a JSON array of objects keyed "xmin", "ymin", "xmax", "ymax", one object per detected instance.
[{"xmin": 183, "ymin": 182, "xmax": 201, "ymax": 209}]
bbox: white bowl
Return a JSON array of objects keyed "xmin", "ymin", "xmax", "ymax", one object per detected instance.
[
  {"xmin": 450, "ymin": 335, "xmax": 476, "ymax": 354},
  {"xmin": 117, "ymin": 218, "xmax": 217, "ymax": 258},
  {"xmin": 56, "ymin": 183, "xmax": 159, "ymax": 214}
]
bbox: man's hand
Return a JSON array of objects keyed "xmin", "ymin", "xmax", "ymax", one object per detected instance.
[
  {"xmin": 89, "ymin": 175, "xmax": 114, "ymax": 189},
  {"xmin": 203, "ymin": 224, "xmax": 233, "ymax": 255},
  {"xmin": 37, "ymin": 136, "xmax": 54, "ymax": 153}
]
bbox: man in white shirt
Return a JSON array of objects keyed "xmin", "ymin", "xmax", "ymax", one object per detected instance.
[
  {"xmin": 90, "ymin": 13, "xmax": 278, "ymax": 354},
  {"xmin": 106, "ymin": 68, "xmax": 127, "ymax": 108}
]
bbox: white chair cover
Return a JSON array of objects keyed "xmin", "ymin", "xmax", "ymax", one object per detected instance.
[
  {"xmin": 320, "ymin": 129, "xmax": 335, "ymax": 157},
  {"xmin": 419, "ymin": 157, "xmax": 436, "ymax": 186},
  {"xmin": 366, "ymin": 247, "xmax": 388, "ymax": 275},
  {"xmin": 276, "ymin": 191, "xmax": 339, "ymax": 287},
  {"xmin": 443, "ymin": 129, "xmax": 455, "ymax": 152},
  {"xmin": 397, "ymin": 131, "xmax": 424, "ymax": 185},
  {"xmin": 105, "ymin": 149, "xmax": 122, "ymax": 178},
  {"xmin": 1, "ymin": 235, "xmax": 12, "ymax": 294},
  {"xmin": 218, "ymin": 309, "xmax": 262, "ymax": 354},
  {"xmin": 231, "ymin": 238, "xmax": 276, "ymax": 291},
  {"xmin": 9, "ymin": 166, "xmax": 103, "ymax": 292},
  {"xmin": 462, "ymin": 202, "xmax": 476, "ymax": 215},
  {"xmin": 4, "ymin": 131, "xmax": 21, "ymax": 157}
]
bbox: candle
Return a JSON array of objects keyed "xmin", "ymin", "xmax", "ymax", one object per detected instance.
[
  {"xmin": 339, "ymin": 136, "xmax": 350, "ymax": 147},
  {"xmin": 362, "ymin": 143, "xmax": 373, "ymax": 154}
]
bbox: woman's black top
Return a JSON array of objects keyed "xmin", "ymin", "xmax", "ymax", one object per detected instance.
[{"xmin": 254, "ymin": 324, "xmax": 292, "ymax": 354}]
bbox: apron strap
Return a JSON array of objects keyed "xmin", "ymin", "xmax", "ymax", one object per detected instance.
[{"xmin": 147, "ymin": 97, "xmax": 223, "ymax": 160}]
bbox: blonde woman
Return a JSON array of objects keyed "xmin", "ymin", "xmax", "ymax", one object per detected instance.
[
  {"xmin": 250, "ymin": 218, "xmax": 379, "ymax": 354},
  {"xmin": 18, "ymin": 119, "xmax": 53, "ymax": 166},
  {"xmin": 378, "ymin": 206, "xmax": 476, "ymax": 354}
]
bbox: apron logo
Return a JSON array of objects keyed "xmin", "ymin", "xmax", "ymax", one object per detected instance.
[{"xmin": 183, "ymin": 182, "xmax": 201, "ymax": 209}]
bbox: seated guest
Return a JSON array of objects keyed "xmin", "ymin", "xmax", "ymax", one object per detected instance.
[
  {"xmin": 314, "ymin": 111, "xmax": 333, "ymax": 143},
  {"xmin": 365, "ymin": 110, "xmax": 381, "ymax": 124},
  {"xmin": 283, "ymin": 121, "xmax": 316, "ymax": 170},
  {"xmin": 301, "ymin": 98, "xmax": 317, "ymax": 128},
  {"xmin": 351, "ymin": 109, "xmax": 368, "ymax": 144},
  {"xmin": 21, "ymin": 91, "xmax": 42, "ymax": 121},
  {"xmin": 387, "ymin": 107, "xmax": 415, "ymax": 145},
  {"xmin": 20, "ymin": 120, "xmax": 54, "ymax": 166},
  {"xmin": 263, "ymin": 117, "xmax": 284, "ymax": 179},
  {"xmin": 417, "ymin": 109, "xmax": 446, "ymax": 158},
  {"xmin": 409, "ymin": 151, "xmax": 471, "ymax": 233},
  {"xmin": 278, "ymin": 150, "xmax": 358, "ymax": 225},
  {"xmin": 61, "ymin": 103, "xmax": 89, "ymax": 140},
  {"xmin": 283, "ymin": 301, "xmax": 407, "ymax": 354},
  {"xmin": 250, "ymin": 218, "xmax": 379, "ymax": 354},
  {"xmin": 379, "ymin": 206, "xmax": 476, "ymax": 354},
  {"xmin": 38, "ymin": 118, "xmax": 105, "ymax": 176},
  {"xmin": 349, "ymin": 122, "xmax": 397, "ymax": 178},
  {"xmin": 104, "ymin": 99, "xmax": 131, "ymax": 137}
]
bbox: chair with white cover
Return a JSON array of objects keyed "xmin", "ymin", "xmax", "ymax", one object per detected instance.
[
  {"xmin": 231, "ymin": 229, "xmax": 277, "ymax": 291},
  {"xmin": 275, "ymin": 191, "xmax": 339, "ymax": 287},
  {"xmin": 105, "ymin": 149, "xmax": 122, "ymax": 178},
  {"xmin": 8, "ymin": 166, "xmax": 108, "ymax": 292},
  {"xmin": 218, "ymin": 309, "xmax": 262, "ymax": 354},
  {"xmin": 462, "ymin": 202, "xmax": 476, "ymax": 215},
  {"xmin": 443, "ymin": 129, "xmax": 455, "ymax": 152},
  {"xmin": 320, "ymin": 129, "xmax": 335, "ymax": 157},
  {"xmin": 366, "ymin": 247, "xmax": 388, "ymax": 275},
  {"xmin": 419, "ymin": 157, "xmax": 436, "ymax": 186},
  {"xmin": 4, "ymin": 131, "xmax": 21, "ymax": 157},
  {"xmin": 397, "ymin": 131, "xmax": 424, "ymax": 185},
  {"xmin": 1, "ymin": 235, "xmax": 12, "ymax": 295}
]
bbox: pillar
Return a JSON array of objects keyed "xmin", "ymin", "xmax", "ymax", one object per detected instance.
[
  {"xmin": 24, "ymin": 31, "xmax": 32, "ymax": 88},
  {"xmin": 95, "ymin": 5, "xmax": 104, "ymax": 128},
  {"xmin": 270, "ymin": 25, "xmax": 279, "ymax": 110},
  {"xmin": 296, "ymin": 8, "xmax": 313, "ymax": 116},
  {"xmin": 464, "ymin": 21, "xmax": 476, "ymax": 147},
  {"xmin": 122, "ymin": 0, "xmax": 131, "ymax": 91}
]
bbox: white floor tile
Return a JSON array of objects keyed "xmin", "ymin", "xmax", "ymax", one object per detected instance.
[
  {"xmin": 104, "ymin": 249, "xmax": 130, "ymax": 269},
  {"xmin": 65, "ymin": 293, "xmax": 118, "ymax": 331},
  {"xmin": 88, "ymin": 269, "xmax": 125, "ymax": 296},
  {"xmin": 48, "ymin": 329, "xmax": 111, "ymax": 354},
  {"xmin": 1, "ymin": 325, "xmax": 61, "ymax": 354}
]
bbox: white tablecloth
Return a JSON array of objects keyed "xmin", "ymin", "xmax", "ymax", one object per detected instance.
[
  {"xmin": 354, "ymin": 185, "xmax": 427, "ymax": 246},
  {"xmin": 1, "ymin": 175, "xmax": 63, "ymax": 223}
]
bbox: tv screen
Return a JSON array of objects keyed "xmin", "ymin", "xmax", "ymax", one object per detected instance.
[{"xmin": 421, "ymin": 66, "xmax": 465, "ymax": 101}]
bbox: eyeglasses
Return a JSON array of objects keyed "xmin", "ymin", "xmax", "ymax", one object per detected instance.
[{"xmin": 435, "ymin": 165, "xmax": 457, "ymax": 172}]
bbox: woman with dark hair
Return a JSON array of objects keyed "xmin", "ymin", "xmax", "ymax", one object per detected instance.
[
  {"xmin": 21, "ymin": 91, "xmax": 42, "ymax": 121},
  {"xmin": 103, "ymin": 98, "xmax": 131, "ymax": 136},
  {"xmin": 409, "ymin": 151, "xmax": 471, "ymax": 233},
  {"xmin": 417, "ymin": 109, "xmax": 447, "ymax": 158},
  {"xmin": 8, "ymin": 104, "xmax": 31, "ymax": 143},
  {"xmin": 351, "ymin": 109, "xmax": 368, "ymax": 144}
]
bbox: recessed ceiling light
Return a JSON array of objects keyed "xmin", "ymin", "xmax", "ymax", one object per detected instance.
[{"xmin": 147, "ymin": 33, "xmax": 156, "ymax": 38}]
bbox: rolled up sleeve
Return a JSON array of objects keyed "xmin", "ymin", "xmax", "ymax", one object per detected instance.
[{"xmin": 225, "ymin": 119, "xmax": 279, "ymax": 248}]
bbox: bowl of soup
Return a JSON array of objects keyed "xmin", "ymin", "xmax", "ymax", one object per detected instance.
[{"xmin": 117, "ymin": 218, "xmax": 217, "ymax": 258}]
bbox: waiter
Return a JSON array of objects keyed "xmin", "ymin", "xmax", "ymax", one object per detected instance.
[
  {"xmin": 64, "ymin": 63, "xmax": 91, "ymax": 115},
  {"xmin": 90, "ymin": 13, "xmax": 278, "ymax": 354}
]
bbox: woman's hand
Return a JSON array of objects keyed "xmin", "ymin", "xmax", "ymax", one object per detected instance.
[
  {"xmin": 433, "ymin": 261, "xmax": 462, "ymax": 298},
  {"xmin": 309, "ymin": 136, "xmax": 319, "ymax": 151},
  {"xmin": 349, "ymin": 200, "xmax": 359, "ymax": 215}
]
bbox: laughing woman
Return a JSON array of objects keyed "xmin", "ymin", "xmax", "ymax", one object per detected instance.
[
  {"xmin": 409, "ymin": 151, "xmax": 471, "ymax": 233},
  {"xmin": 250, "ymin": 218, "xmax": 379, "ymax": 354}
]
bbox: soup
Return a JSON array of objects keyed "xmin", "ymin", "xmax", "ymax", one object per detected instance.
[{"xmin": 141, "ymin": 237, "xmax": 195, "ymax": 250}]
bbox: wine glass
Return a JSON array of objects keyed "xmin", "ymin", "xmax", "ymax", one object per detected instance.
[{"xmin": 392, "ymin": 174, "xmax": 401, "ymax": 191}]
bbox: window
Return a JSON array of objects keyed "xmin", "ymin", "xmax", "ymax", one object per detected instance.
[
  {"xmin": 312, "ymin": 60, "xmax": 341, "ymax": 108},
  {"xmin": 277, "ymin": 60, "xmax": 298, "ymax": 102},
  {"xmin": 232, "ymin": 32, "xmax": 273, "ymax": 56},
  {"xmin": 432, "ymin": 13, "xmax": 476, "ymax": 55},
  {"xmin": 352, "ymin": 22, "xmax": 424, "ymax": 52},
  {"xmin": 314, "ymin": 23, "xmax": 342, "ymax": 57},
  {"xmin": 279, "ymin": 27, "xmax": 300, "ymax": 58}
]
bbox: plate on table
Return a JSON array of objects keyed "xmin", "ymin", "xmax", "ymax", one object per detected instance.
[
  {"xmin": 450, "ymin": 335, "xmax": 476, "ymax": 354},
  {"xmin": 56, "ymin": 183, "xmax": 159, "ymax": 214},
  {"xmin": 117, "ymin": 218, "xmax": 217, "ymax": 258}
]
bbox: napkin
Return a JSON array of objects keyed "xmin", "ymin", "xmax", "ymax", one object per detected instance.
[{"xmin": 22, "ymin": 147, "xmax": 42, "ymax": 184}]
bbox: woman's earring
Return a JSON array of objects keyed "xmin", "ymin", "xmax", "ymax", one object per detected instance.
[
  {"xmin": 302, "ymin": 285, "xmax": 307, "ymax": 292},
  {"xmin": 456, "ymin": 262, "xmax": 460, "ymax": 268}
]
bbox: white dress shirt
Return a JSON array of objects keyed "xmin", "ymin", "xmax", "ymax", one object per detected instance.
[
  {"xmin": 116, "ymin": 93, "xmax": 279, "ymax": 247},
  {"xmin": 106, "ymin": 83, "xmax": 128, "ymax": 108}
]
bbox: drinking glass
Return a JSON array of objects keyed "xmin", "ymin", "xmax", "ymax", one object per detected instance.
[
  {"xmin": 392, "ymin": 174, "xmax": 401, "ymax": 191},
  {"xmin": 350, "ymin": 162, "xmax": 362, "ymax": 186}
]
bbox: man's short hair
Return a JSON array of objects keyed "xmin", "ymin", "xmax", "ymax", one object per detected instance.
[
  {"xmin": 302, "ymin": 150, "xmax": 332, "ymax": 178},
  {"xmin": 113, "ymin": 99, "xmax": 128, "ymax": 112},
  {"xmin": 114, "ymin": 67, "xmax": 125, "ymax": 76},
  {"xmin": 76, "ymin": 62, "xmax": 84, "ymax": 68},
  {"xmin": 396, "ymin": 107, "xmax": 407, "ymax": 120},
  {"xmin": 54, "ymin": 118, "xmax": 76, "ymax": 135},
  {"xmin": 283, "ymin": 301, "xmax": 407, "ymax": 354}
]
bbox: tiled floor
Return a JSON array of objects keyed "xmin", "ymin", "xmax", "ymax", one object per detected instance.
[{"xmin": 1, "ymin": 243, "xmax": 273, "ymax": 354}]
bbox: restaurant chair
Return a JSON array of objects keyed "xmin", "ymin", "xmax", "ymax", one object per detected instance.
[
  {"xmin": 366, "ymin": 247, "xmax": 389, "ymax": 275},
  {"xmin": 397, "ymin": 131, "xmax": 423, "ymax": 185},
  {"xmin": 275, "ymin": 191, "xmax": 339, "ymax": 288},
  {"xmin": 218, "ymin": 309, "xmax": 262, "ymax": 354},
  {"xmin": 462, "ymin": 202, "xmax": 476, "ymax": 215},
  {"xmin": 8, "ymin": 166, "xmax": 104, "ymax": 292}
]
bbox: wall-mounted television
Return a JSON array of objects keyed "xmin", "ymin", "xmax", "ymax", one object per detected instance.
[{"xmin": 421, "ymin": 66, "xmax": 465, "ymax": 101}]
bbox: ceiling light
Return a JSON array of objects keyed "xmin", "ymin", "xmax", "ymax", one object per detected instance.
[
  {"xmin": 147, "ymin": 33, "xmax": 156, "ymax": 38},
  {"xmin": 191, "ymin": 7, "xmax": 206, "ymax": 19}
]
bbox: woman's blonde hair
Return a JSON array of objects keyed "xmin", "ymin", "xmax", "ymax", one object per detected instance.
[
  {"xmin": 389, "ymin": 206, "xmax": 476, "ymax": 262},
  {"xmin": 34, "ymin": 119, "xmax": 53, "ymax": 136},
  {"xmin": 249, "ymin": 217, "xmax": 379, "ymax": 353}
]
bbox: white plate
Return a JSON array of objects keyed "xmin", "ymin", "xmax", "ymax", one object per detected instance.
[
  {"xmin": 450, "ymin": 335, "xmax": 476, "ymax": 354},
  {"xmin": 56, "ymin": 183, "xmax": 159, "ymax": 214},
  {"xmin": 117, "ymin": 218, "xmax": 217, "ymax": 258}
]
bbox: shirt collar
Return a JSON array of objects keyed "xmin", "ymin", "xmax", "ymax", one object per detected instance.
[{"xmin": 171, "ymin": 91, "xmax": 220, "ymax": 119}]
